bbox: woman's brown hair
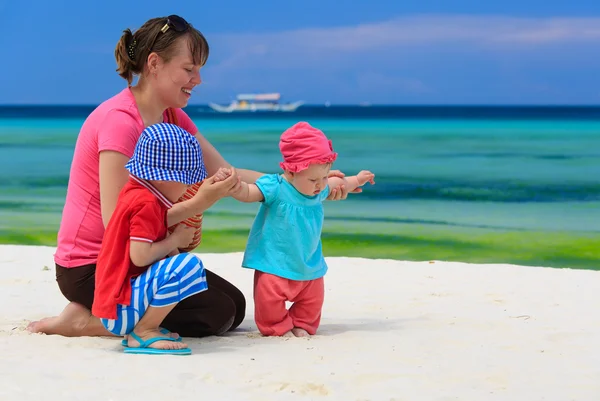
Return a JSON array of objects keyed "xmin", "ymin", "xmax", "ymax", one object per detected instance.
[{"xmin": 114, "ymin": 16, "xmax": 209, "ymax": 85}]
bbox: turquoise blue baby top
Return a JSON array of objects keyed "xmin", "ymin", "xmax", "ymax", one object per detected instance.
[{"xmin": 242, "ymin": 174, "xmax": 330, "ymax": 281}]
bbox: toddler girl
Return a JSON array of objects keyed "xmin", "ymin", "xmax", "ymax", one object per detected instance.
[{"xmin": 226, "ymin": 121, "xmax": 374, "ymax": 337}]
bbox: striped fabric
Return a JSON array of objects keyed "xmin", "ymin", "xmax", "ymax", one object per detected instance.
[
  {"xmin": 168, "ymin": 181, "xmax": 204, "ymax": 252},
  {"xmin": 100, "ymin": 253, "xmax": 208, "ymax": 336},
  {"xmin": 124, "ymin": 123, "xmax": 208, "ymax": 185}
]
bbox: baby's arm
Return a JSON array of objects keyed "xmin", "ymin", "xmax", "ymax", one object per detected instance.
[
  {"xmin": 213, "ymin": 167, "xmax": 263, "ymax": 202},
  {"xmin": 328, "ymin": 170, "xmax": 375, "ymax": 195},
  {"xmin": 130, "ymin": 225, "xmax": 194, "ymax": 266},
  {"xmin": 232, "ymin": 181, "xmax": 265, "ymax": 203}
]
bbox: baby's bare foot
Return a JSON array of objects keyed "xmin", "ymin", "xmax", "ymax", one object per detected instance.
[
  {"xmin": 291, "ymin": 327, "xmax": 310, "ymax": 337},
  {"xmin": 128, "ymin": 328, "xmax": 188, "ymax": 350},
  {"xmin": 281, "ymin": 330, "xmax": 295, "ymax": 337}
]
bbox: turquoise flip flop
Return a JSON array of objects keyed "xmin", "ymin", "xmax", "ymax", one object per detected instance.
[
  {"xmin": 121, "ymin": 328, "xmax": 181, "ymax": 347},
  {"xmin": 123, "ymin": 332, "xmax": 191, "ymax": 355}
]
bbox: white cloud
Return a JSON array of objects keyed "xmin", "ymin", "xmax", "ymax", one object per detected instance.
[
  {"xmin": 208, "ymin": 14, "xmax": 600, "ymax": 71},
  {"xmin": 237, "ymin": 14, "xmax": 600, "ymax": 47}
]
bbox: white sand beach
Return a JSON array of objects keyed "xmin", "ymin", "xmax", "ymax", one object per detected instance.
[{"xmin": 1, "ymin": 244, "xmax": 599, "ymax": 401}]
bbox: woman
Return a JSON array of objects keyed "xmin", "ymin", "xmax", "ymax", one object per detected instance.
[{"xmin": 28, "ymin": 15, "xmax": 352, "ymax": 338}]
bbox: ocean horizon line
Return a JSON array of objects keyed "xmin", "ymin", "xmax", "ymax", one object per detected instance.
[
  {"xmin": 1, "ymin": 103, "xmax": 600, "ymax": 108},
  {"xmin": 2, "ymin": 104, "xmax": 600, "ymax": 120}
]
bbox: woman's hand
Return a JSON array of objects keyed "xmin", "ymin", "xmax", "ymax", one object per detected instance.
[{"xmin": 327, "ymin": 170, "xmax": 362, "ymax": 201}]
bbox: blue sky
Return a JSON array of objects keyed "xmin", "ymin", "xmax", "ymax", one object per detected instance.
[{"xmin": 1, "ymin": 0, "xmax": 599, "ymax": 105}]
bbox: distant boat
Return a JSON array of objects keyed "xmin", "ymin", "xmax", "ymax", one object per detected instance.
[{"xmin": 209, "ymin": 93, "xmax": 303, "ymax": 113}]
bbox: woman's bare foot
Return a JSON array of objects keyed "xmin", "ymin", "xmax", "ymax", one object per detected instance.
[
  {"xmin": 127, "ymin": 328, "xmax": 188, "ymax": 350},
  {"xmin": 291, "ymin": 327, "xmax": 310, "ymax": 337},
  {"xmin": 26, "ymin": 302, "xmax": 115, "ymax": 337}
]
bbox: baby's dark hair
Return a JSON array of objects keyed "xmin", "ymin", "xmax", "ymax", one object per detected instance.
[{"xmin": 114, "ymin": 16, "xmax": 209, "ymax": 85}]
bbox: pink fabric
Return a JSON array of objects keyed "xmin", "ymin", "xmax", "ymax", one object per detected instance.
[
  {"xmin": 279, "ymin": 121, "xmax": 337, "ymax": 172},
  {"xmin": 253, "ymin": 270, "xmax": 325, "ymax": 336},
  {"xmin": 54, "ymin": 88, "xmax": 198, "ymax": 268}
]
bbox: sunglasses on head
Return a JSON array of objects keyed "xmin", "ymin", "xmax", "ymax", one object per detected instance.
[{"xmin": 148, "ymin": 15, "xmax": 190, "ymax": 52}]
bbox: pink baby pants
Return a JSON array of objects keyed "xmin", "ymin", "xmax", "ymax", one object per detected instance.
[{"xmin": 253, "ymin": 270, "xmax": 324, "ymax": 336}]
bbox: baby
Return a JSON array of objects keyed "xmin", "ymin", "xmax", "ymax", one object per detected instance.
[{"xmin": 218, "ymin": 121, "xmax": 374, "ymax": 337}]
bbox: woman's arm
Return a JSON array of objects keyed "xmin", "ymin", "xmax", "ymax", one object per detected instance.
[
  {"xmin": 236, "ymin": 168, "xmax": 266, "ymax": 184},
  {"xmin": 192, "ymin": 131, "xmax": 361, "ymax": 190},
  {"xmin": 99, "ymin": 151, "xmax": 131, "ymax": 227},
  {"xmin": 194, "ymin": 132, "xmax": 264, "ymax": 183}
]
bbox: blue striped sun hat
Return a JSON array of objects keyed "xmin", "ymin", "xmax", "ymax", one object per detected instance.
[{"xmin": 125, "ymin": 123, "xmax": 207, "ymax": 185}]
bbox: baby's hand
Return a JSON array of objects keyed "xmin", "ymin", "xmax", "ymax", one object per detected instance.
[
  {"xmin": 356, "ymin": 170, "xmax": 375, "ymax": 186},
  {"xmin": 213, "ymin": 167, "xmax": 232, "ymax": 183}
]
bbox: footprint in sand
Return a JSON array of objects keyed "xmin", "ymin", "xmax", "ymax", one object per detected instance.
[
  {"xmin": 485, "ymin": 294, "xmax": 506, "ymax": 304},
  {"xmin": 260, "ymin": 381, "xmax": 330, "ymax": 396},
  {"xmin": 429, "ymin": 292, "xmax": 451, "ymax": 297}
]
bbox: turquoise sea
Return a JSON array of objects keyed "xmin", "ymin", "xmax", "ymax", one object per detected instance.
[{"xmin": 1, "ymin": 105, "xmax": 599, "ymax": 269}]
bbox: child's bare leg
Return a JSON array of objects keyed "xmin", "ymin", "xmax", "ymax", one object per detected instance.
[{"xmin": 127, "ymin": 304, "xmax": 187, "ymax": 350}]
